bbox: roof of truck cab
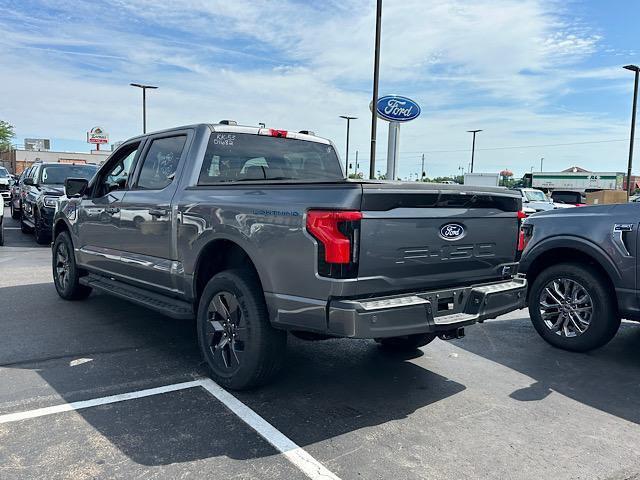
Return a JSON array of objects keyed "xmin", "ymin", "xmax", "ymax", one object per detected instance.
[{"xmin": 123, "ymin": 123, "xmax": 331, "ymax": 145}]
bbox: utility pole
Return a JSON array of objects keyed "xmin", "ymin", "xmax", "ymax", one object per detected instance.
[
  {"xmin": 355, "ymin": 150, "xmax": 359, "ymax": 176},
  {"xmin": 467, "ymin": 129, "xmax": 482, "ymax": 173},
  {"xmin": 623, "ymin": 65, "xmax": 639, "ymax": 198},
  {"xmin": 540, "ymin": 157, "xmax": 544, "ymax": 172},
  {"xmin": 421, "ymin": 153, "xmax": 425, "ymax": 181},
  {"xmin": 340, "ymin": 115, "xmax": 357, "ymax": 177},
  {"xmin": 130, "ymin": 83, "xmax": 158, "ymax": 134},
  {"xmin": 369, "ymin": 0, "xmax": 382, "ymax": 179}
]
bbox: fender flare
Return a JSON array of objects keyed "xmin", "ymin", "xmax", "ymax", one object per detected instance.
[{"xmin": 520, "ymin": 235, "xmax": 622, "ymax": 286}]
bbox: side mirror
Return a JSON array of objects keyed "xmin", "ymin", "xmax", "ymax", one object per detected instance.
[
  {"xmin": 65, "ymin": 178, "xmax": 89, "ymax": 198},
  {"xmin": 23, "ymin": 178, "xmax": 34, "ymax": 186}
]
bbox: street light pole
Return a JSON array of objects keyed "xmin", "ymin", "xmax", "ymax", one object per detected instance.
[
  {"xmin": 340, "ymin": 115, "xmax": 357, "ymax": 176},
  {"xmin": 540, "ymin": 157, "xmax": 544, "ymax": 172},
  {"xmin": 369, "ymin": 0, "xmax": 382, "ymax": 179},
  {"xmin": 467, "ymin": 129, "xmax": 482, "ymax": 173},
  {"xmin": 623, "ymin": 65, "xmax": 639, "ymax": 198},
  {"xmin": 421, "ymin": 153, "xmax": 425, "ymax": 181},
  {"xmin": 130, "ymin": 83, "xmax": 158, "ymax": 134}
]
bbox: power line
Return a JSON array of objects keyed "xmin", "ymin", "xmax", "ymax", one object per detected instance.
[{"xmin": 371, "ymin": 138, "xmax": 633, "ymax": 157}]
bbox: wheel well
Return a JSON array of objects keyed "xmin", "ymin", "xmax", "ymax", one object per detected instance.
[
  {"xmin": 53, "ymin": 220, "xmax": 69, "ymax": 240},
  {"xmin": 526, "ymin": 247, "xmax": 615, "ymax": 298},
  {"xmin": 194, "ymin": 240, "xmax": 263, "ymax": 302}
]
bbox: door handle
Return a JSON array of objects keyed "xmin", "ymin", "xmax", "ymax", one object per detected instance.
[{"xmin": 149, "ymin": 208, "xmax": 169, "ymax": 217}]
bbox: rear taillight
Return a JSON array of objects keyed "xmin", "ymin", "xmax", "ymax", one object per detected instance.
[
  {"xmin": 306, "ymin": 210, "xmax": 362, "ymax": 278},
  {"xmin": 516, "ymin": 210, "xmax": 528, "ymax": 256}
]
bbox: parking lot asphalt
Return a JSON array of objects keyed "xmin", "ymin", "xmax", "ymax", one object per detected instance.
[{"xmin": 1, "ymin": 206, "xmax": 640, "ymax": 480}]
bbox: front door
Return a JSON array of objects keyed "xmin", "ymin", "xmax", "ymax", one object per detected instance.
[
  {"xmin": 76, "ymin": 140, "xmax": 144, "ymax": 279},
  {"xmin": 116, "ymin": 130, "xmax": 192, "ymax": 293}
]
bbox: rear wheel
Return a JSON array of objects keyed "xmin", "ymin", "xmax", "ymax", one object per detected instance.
[
  {"xmin": 376, "ymin": 333, "xmax": 437, "ymax": 351},
  {"xmin": 0, "ymin": 216, "xmax": 4, "ymax": 246},
  {"xmin": 52, "ymin": 232, "xmax": 92, "ymax": 300},
  {"xmin": 20, "ymin": 211, "xmax": 32, "ymax": 234},
  {"xmin": 10, "ymin": 202, "xmax": 20, "ymax": 220},
  {"xmin": 528, "ymin": 263, "xmax": 620, "ymax": 352},
  {"xmin": 197, "ymin": 269, "xmax": 286, "ymax": 390}
]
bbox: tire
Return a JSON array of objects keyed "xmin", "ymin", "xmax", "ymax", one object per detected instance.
[
  {"xmin": 377, "ymin": 333, "xmax": 437, "ymax": 351},
  {"xmin": 197, "ymin": 268, "xmax": 286, "ymax": 390},
  {"xmin": 20, "ymin": 211, "xmax": 33, "ymax": 234},
  {"xmin": 10, "ymin": 201, "xmax": 20, "ymax": 220},
  {"xmin": 528, "ymin": 262, "xmax": 620, "ymax": 352},
  {"xmin": 0, "ymin": 217, "xmax": 4, "ymax": 246},
  {"xmin": 34, "ymin": 212, "xmax": 50, "ymax": 245},
  {"xmin": 52, "ymin": 231, "xmax": 92, "ymax": 300}
]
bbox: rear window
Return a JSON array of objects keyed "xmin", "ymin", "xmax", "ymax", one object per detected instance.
[
  {"xmin": 198, "ymin": 133, "xmax": 343, "ymax": 184},
  {"xmin": 552, "ymin": 191, "xmax": 583, "ymax": 204},
  {"xmin": 40, "ymin": 165, "xmax": 98, "ymax": 184}
]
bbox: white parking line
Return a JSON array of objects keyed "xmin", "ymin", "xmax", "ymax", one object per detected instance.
[
  {"xmin": 3, "ymin": 227, "xmax": 21, "ymax": 230},
  {"xmin": 0, "ymin": 378, "xmax": 341, "ymax": 480}
]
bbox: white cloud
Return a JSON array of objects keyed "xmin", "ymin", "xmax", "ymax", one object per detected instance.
[{"xmin": 0, "ymin": 0, "xmax": 633, "ymax": 177}]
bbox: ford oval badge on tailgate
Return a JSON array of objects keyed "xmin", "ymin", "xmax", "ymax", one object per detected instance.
[{"xmin": 439, "ymin": 223, "xmax": 465, "ymax": 241}]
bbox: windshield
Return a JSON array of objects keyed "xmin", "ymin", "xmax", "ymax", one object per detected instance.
[
  {"xmin": 0, "ymin": 167, "xmax": 8, "ymax": 178},
  {"xmin": 524, "ymin": 190, "xmax": 548, "ymax": 202},
  {"xmin": 40, "ymin": 165, "xmax": 98, "ymax": 185},
  {"xmin": 198, "ymin": 132, "xmax": 343, "ymax": 184}
]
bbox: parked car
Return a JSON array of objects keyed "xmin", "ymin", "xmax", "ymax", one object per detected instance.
[
  {"xmin": 51, "ymin": 122, "xmax": 527, "ymax": 389},
  {"xmin": 512, "ymin": 187, "xmax": 556, "ymax": 212},
  {"xmin": 519, "ymin": 203, "xmax": 639, "ymax": 352},
  {"xmin": 21, "ymin": 162, "xmax": 98, "ymax": 244},
  {"xmin": 0, "ymin": 197, "xmax": 4, "ymax": 246},
  {"xmin": 10, "ymin": 166, "xmax": 33, "ymax": 220},
  {"xmin": 0, "ymin": 166, "xmax": 11, "ymax": 205},
  {"xmin": 550, "ymin": 190, "xmax": 586, "ymax": 206}
]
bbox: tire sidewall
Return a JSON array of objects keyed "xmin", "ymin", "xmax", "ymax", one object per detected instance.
[
  {"xmin": 197, "ymin": 270, "xmax": 273, "ymax": 389},
  {"xmin": 52, "ymin": 232, "xmax": 81, "ymax": 299},
  {"xmin": 528, "ymin": 263, "xmax": 619, "ymax": 351}
]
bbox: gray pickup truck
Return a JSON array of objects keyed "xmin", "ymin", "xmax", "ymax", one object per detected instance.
[
  {"xmin": 520, "ymin": 202, "xmax": 640, "ymax": 352},
  {"xmin": 52, "ymin": 122, "xmax": 526, "ymax": 389}
]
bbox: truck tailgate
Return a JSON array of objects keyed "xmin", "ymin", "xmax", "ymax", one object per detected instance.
[{"xmin": 357, "ymin": 184, "xmax": 521, "ymax": 294}]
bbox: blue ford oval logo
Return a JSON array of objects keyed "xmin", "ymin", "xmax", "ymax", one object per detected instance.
[
  {"xmin": 439, "ymin": 223, "xmax": 465, "ymax": 241},
  {"xmin": 376, "ymin": 95, "xmax": 421, "ymax": 122}
]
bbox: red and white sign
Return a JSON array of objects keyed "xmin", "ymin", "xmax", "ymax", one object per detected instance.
[{"xmin": 87, "ymin": 126, "xmax": 109, "ymax": 144}]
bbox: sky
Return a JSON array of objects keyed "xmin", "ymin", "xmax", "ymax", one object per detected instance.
[{"xmin": 0, "ymin": 0, "xmax": 638, "ymax": 179}]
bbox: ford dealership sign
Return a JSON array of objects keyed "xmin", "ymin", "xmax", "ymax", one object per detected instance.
[{"xmin": 375, "ymin": 95, "xmax": 421, "ymax": 122}]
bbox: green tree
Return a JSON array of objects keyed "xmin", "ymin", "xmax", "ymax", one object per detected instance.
[{"xmin": 0, "ymin": 121, "xmax": 15, "ymax": 151}]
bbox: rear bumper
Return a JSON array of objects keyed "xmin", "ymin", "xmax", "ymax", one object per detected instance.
[{"xmin": 327, "ymin": 276, "xmax": 527, "ymax": 338}]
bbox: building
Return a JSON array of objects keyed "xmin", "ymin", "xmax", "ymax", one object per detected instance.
[{"xmin": 0, "ymin": 148, "xmax": 110, "ymax": 174}]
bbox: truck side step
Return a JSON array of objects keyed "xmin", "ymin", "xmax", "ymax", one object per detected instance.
[{"xmin": 80, "ymin": 274, "xmax": 194, "ymax": 319}]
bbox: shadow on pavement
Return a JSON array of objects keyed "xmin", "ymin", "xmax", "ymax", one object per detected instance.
[
  {"xmin": 452, "ymin": 314, "xmax": 640, "ymax": 424},
  {"xmin": 0, "ymin": 282, "xmax": 466, "ymax": 466}
]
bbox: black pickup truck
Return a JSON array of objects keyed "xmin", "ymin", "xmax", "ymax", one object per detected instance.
[{"xmin": 52, "ymin": 122, "xmax": 527, "ymax": 389}]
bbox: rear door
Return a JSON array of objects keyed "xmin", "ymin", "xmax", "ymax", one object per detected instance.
[
  {"xmin": 357, "ymin": 183, "xmax": 521, "ymax": 294},
  {"xmin": 116, "ymin": 130, "xmax": 192, "ymax": 293}
]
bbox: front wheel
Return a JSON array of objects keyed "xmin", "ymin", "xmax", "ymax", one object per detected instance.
[
  {"xmin": 376, "ymin": 333, "xmax": 437, "ymax": 351},
  {"xmin": 34, "ymin": 212, "xmax": 50, "ymax": 245},
  {"xmin": 0, "ymin": 216, "xmax": 4, "ymax": 246},
  {"xmin": 528, "ymin": 263, "xmax": 620, "ymax": 352},
  {"xmin": 197, "ymin": 269, "xmax": 286, "ymax": 390},
  {"xmin": 52, "ymin": 232, "xmax": 92, "ymax": 300}
]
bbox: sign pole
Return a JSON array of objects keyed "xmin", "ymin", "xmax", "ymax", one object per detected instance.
[{"xmin": 386, "ymin": 122, "xmax": 400, "ymax": 180}]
